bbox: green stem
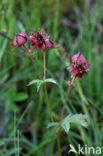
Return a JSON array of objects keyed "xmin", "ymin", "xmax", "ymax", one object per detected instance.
[
  {"xmin": 44, "ymin": 84, "xmax": 54, "ymax": 122},
  {"xmin": 24, "ymin": 47, "xmax": 61, "ymax": 156},
  {"xmin": 43, "ymin": 51, "xmax": 46, "ymax": 80},
  {"xmin": 61, "ymin": 77, "xmax": 75, "ymax": 118},
  {"xmin": 57, "ymin": 135, "xmax": 61, "ymax": 156},
  {"xmin": 43, "ymin": 51, "xmax": 54, "ymax": 122},
  {"xmin": 23, "ymin": 45, "xmax": 41, "ymax": 78},
  {"xmin": 43, "ymin": 51, "xmax": 61, "ymax": 156}
]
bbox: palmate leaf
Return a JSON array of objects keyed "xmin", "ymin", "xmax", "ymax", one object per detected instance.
[
  {"xmin": 43, "ymin": 78, "xmax": 58, "ymax": 85},
  {"xmin": 60, "ymin": 114, "xmax": 88, "ymax": 134},
  {"xmin": 27, "ymin": 78, "xmax": 58, "ymax": 91},
  {"xmin": 27, "ymin": 80, "xmax": 42, "ymax": 86},
  {"xmin": 47, "ymin": 114, "xmax": 88, "ymax": 135},
  {"xmin": 62, "ymin": 114, "xmax": 88, "ymax": 128}
]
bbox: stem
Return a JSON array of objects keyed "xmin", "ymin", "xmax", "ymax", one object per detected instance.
[
  {"xmin": 30, "ymin": 56, "xmax": 41, "ymax": 79},
  {"xmin": 43, "ymin": 51, "xmax": 54, "ymax": 122},
  {"xmin": 0, "ymin": 32, "xmax": 12, "ymax": 40},
  {"xmin": 44, "ymin": 84, "xmax": 54, "ymax": 122},
  {"xmin": 57, "ymin": 135, "xmax": 61, "ymax": 156},
  {"xmin": 43, "ymin": 51, "xmax": 61, "ymax": 156},
  {"xmin": 61, "ymin": 77, "xmax": 75, "ymax": 117},
  {"xmin": 43, "ymin": 52, "xmax": 46, "ymax": 80},
  {"xmin": 24, "ymin": 47, "xmax": 61, "ymax": 156},
  {"xmin": 23, "ymin": 45, "xmax": 41, "ymax": 78}
]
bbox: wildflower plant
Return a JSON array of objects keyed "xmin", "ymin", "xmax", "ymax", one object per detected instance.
[{"xmin": 10, "ymin": 29, "xmax": 90, "ymax": 156}]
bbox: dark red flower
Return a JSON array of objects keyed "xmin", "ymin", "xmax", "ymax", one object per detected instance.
[
  {"xmin": 28, "ymin": 29, "xmax": 59, "ymax": 51},
  {"xmin": 10, "ymin": 33, "xmax": 28, "ymax": 47},
  {"xmin": 69, "ymin": 53, "xmax": 90, "ymax": 78}
]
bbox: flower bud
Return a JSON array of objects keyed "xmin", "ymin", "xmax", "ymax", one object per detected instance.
[{"xmin": 10, "ymin": 33, "xmax": 27, "ymax": 47}]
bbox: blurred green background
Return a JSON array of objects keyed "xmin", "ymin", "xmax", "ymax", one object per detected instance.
[{"xmin": 0, "ymin": 0, "xmax": 103, "ymax": 155}]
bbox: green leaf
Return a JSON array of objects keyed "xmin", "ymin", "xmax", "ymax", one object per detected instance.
[
  {"xmin": 63, "ymin": 114, "xmax": 88, "ymax": 128},
  {"xmin": 7, "ymin": 100, "xmax": 18, "ymax": 112},
  {"xmin": 14, "ymin": 93, "xmax": 28, "ymax": 102},
  {"xmin": 44, "ymin": 78, "xmax": 58, "ymax": 85},
  {"xmin": 27, "ymin": 78, "xmax": 58, "ymax": 93},
  {"xmin": 60, "ymin": 120, "xmax": 70, "ymax": 134},
  {"xmin": 27, "ymin": 79, "xmax": 43, "ymax": 92},
  {"xmin": 47, "ymin": 122, "xmax": 59, "ymax": 128},
  {"xmin": 8, "ymin": 85, "xmax": 17, "ymax": 98},
  {"xmin": 27, "ymin": 78, "xmax": 58, "ymax": 86},
  {"xmin": 27, "ymin": 80, "xmax": 42, "ymax": 86}
]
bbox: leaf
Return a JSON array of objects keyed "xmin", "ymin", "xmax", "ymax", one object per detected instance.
[
  {"xmin": 63, "ymin": 114, "xmax": 88, "ymax": 128},
  {"xmin": 27, "ymin": 78, "xmax": 58, "ymax": 93},
  {"xmin": 27, "ymin": 80, "xmax": 42, "ymax": 86},
  {"xmin": 14, "ymin": 93, "xmax": 28, "ymax": 102},
  {"xmin": 60, "ymin": 120, "xmax": 70, "ymax": 134},
  {"xmin": 27, "ymin": 78, "xmax": 58, "ymax": 86},
  {"xmin": 47, "ymin": 122, "xmax": 59, "ymax": 128},
  {"xmin": 7, "ymin": 100, "xmax": 18, "ymax": 112},
  {"xmin": 44, "ymin": 78, "xmax": 58, "ymax": 85},
  {"xmin": 36, "ymin": 81, "xmax": 42, "ymax": 91},
  {"xmin": 27, "ymin": 79, "xmax": 43, "ymax": 92},
  {"xmin": 47, "ymin": 114, "xmax": 88, "ymax": 134},
  {"xmin": 8, "ymin": 85, "xmax": 17, "ymax": 98}
]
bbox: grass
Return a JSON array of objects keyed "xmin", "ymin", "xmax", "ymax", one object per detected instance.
[{"xmin": 0, "ymin": 0, "xmax": 103, "ymax": 155}]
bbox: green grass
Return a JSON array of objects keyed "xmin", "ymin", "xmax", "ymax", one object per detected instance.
[{"xmin": 0, "ymin": 0, "xmax": 103, "ymax": 155}]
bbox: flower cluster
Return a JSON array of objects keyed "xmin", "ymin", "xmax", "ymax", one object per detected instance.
[
  {"xmin": 11, "ymin": 29, "xmax": 58, "ymax": 51},
  {"xmin": 10, "ymin": 29, "xmax": 90, "ymax": 79},
  {"xmin": 69, "ymin": 53, "xmax": 90, "ymax": 78}
]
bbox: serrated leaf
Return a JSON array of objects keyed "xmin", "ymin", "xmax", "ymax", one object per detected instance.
[
  {"xmin": 27, "ymin": 80, "xmax": 42, "ymax": 86},
  {"xmin": 63, "ymin": 114, "xmax": 88, "ymax": 128},
  {"xmin": 44, "ymin": 78, "xmax": 58, "ymax": 85},
  {"xmin": 27, "ymin": 78, "xmax": 58, "ymax": 86},
  {"xmin": 61, "ymin": 120, "xmax": 70, "ymax": 134},
  {"xmin": 27, "ymin": 79, "xmax": 43, "ymax": 92},
  {"xmin": 47, "ymin": 122, "xmax": 59, "ymax": 128}
]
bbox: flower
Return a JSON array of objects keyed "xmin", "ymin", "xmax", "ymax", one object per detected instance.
[
  {"xmin": 10, "ymin": 33, "xmax": 28, "ymax": 47},
  {"xmin": 28, "ymin": 29, "xmax": 59, "ymax": 51},
  {"xmin": 69, "ymin": 53, "xmax": 90, "ymax": 78}
]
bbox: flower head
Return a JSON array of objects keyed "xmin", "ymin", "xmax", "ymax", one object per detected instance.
[
  {"xmin": 69, "ymin": 53, "xmax": 90, "ymax": 78},
  {"xmin": 28, "ymin": 29, "xmax": 59, "ymax": 51},
  {"xmin": 10, "ymin": 32, "xmax": 28, "ymax": 47}
]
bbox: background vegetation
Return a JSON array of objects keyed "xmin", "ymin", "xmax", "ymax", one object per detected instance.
[{"xmin": 0, "ymin": 0, "xmax": 103, "ymax": 155}]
